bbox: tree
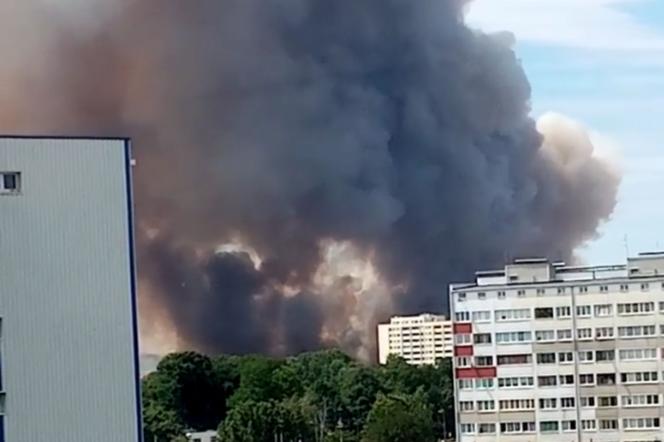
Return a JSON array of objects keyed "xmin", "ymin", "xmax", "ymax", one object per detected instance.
[
  {"xmin": 339, "ymin": 366, "xmax": 381, "ymax": 434},
  {"xmin": 142, "ymin": 401, "xmax": 184, "ymax": 441},
  {"xmin": 143, "ymin": 352, "xmax": 228, "ymax": 432},
  {"xmin": 361, "ymin": 393, "xmax": 436, "ymax": 442},
  {"xmin": 218, "ymin": 399, "xmax": 313, "ymax": 442}
]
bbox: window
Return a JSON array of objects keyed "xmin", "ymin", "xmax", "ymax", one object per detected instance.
[
  {"xmin": 641, "ymin": 283, "xmax": 650, "ymax": 291},
  {"xmin": 578, "ymin": 351, "xmax": 593, "ymax": 363},
  {"xmin": 562, "ymin": 420, "xmax": 576, "ymax": 432},
  {"xmin": 458, "ymin": 379, "xmax": 473, "ymax": 390},
  {"xmin": 618, "ymin": 302, "xmax": 654, "ymax": 315},
  {"xmin": 477, "ymin": 292, "xmax": 486, "ymax": 300},
  {"xmin": 517, "ymin": 289, "xmax": 525, "ymax": 297},
  {"xmin": 599, "ymin": 285, "xmax": 609, "ymax": 293},
  {"xmin": 475, "ymin": 378, "xmax": 494, "ymax": 389},
  {"xmin": 535, "ymin": 307, "xmax": 554, "ymax": 319},
  {"xmin": 598, "ymin": 396, "xmax": 617, "ymax": 407},
  {"xmin": 581, "ymin": 420, "xmax": 596, "ymax": 431},
  {"xmin": 620, "ymin": 371, "xmax": 658, "ymax": 384},
  {"xmin": 459, "ymin": 401, "xmax": 474, "ymax": 411},
  {"xmin": 623, "ymin": 417, "xmax": 660, "ymax": 430},
  {"xmin": 559, "ymin": 374, "xmax": 574, "ymax": 385},
  {"xmin": 576, "ymin": 305, "xmax": 591, "ymax": 317},
  {"xmin": 497, "ymin": 291, "xmax": 506, "ymax": 299},
  {"xmin": 580, "ymin": 396, "xmax": 595, "ymax": 407},
  {"xmin": 595, "ymin": 350, "xmax": 614, "ymax": 362},
  {"xmin": 478, "ymin": 423, "xmax": 495, "ymax": 434},
  {"xmin": 599, "ymin": 419, "xmax": 618, "ymax": 430},
  {"xmin": 476, "ymin": 400, "xmax": 495, "ymax": 411},
  {"xmin": 536, "ymin": 288, "xmax": 546, "ymax": 296},
  {"xmin": 621, "ymin": 394, "xmax": 659, "ymax": 407},
  {"xmin": 496, "ymin": 331, "xmax": 531, "ymax": 344},
  {"xmin": 500, "ymin": 422, "xmax": 535, "ymax": 434},
  {"xmin": 597, "ymin": 373, "xmax": 616, "ymax": 385},
  {"xmin": 558, "ymin": 352, "xmax": 573, "ymax": 363},
  {"xmin": 619, "ymin": 348, "xmax": 657, "ymax": 361},
  {"xmin": 498, "ymin": 376, "xmax": 534, "ymax": 388},
  {"xmin": 579, "ymin": 286, "xmax": 588, "ymax": 293},
  {"xmin": 472, "ymin": 310, "xmax": 491, "ymax": 322},
  {"xmin": 556, "ymin": 306, "xmax": 571, "ymax": 318},
  {"xmin": 594, "ymin": 304, "xmax": 612, "ymax": 316},
  {"xmin": 660, "ymin": 301, "xmax": 664, "ymax": 312},
  {"xmin": 457, "ymin": 293, "xmax": 466, "ymax": 301},
  {"xmin": 577, "ymin": 328, "xmax": 592, "ymax": 340},
  {"xmin": 538, "ymin": 376, "xmax": 557, "ymax": 387},
  {"xmin": 499, "ymin": 399, "xmax": 535, "ymax": 410},
  {"xmin": 557, "ymin": 287, "xmax": 566, "ymax": 294},
  {"xmin": 474, "ymin": 356, "xmax": 493, "ymax": 367},
  {"xmin": 454, "ymin": 311, "xmax": 470, "ymax": 321},
  {"xmin": 595, "ymin": 327, "xmax": 614, "ymax": 339},
  {"xmin": 561, "ymin": 397, "xmax": 575, "ymax": 408},
  {"xmin": 539, "ymin": 396, "xmax": 557, "ymax": 409},
  {"xmin": 495, "ymin": 308, "xmax": 531, "ymax": 321},
  {"xmin": 456, "ymin": 357, "xmax": 471, "ymax": 367},
  {"xmin": 0, "ymin": 172, "xmax": 20, "ymax": 194},
  {"xmin": 618, "ymin": 325, "xmax": 656, "ymax": 338},
  {"xmin": 620, "ymin": 284, "xmax": 629, "ymax": 292},
  {"xmin": 579, "ymin": 374, "xmax": 595, "ymax": 385},
  {"xmin": 454, "ymin": 334, "xmax": 471, "ymax": 345},
  {"xmin": 497, "ymin": 354, "xmax": 531, "ymax": 365},
  {"xmin": 536, "ymin": 353, "xmax": 556, "ymax": 364},
  {"xmin": 473, "ymin": 333, "xmax": 491, "ymax": 344},
  {"xmin": 540, "ymin": 421, "xmax": 559, "ymax": 433},
  {"xmin": 556, "ymin": 329, "xmax": 572, "ymax": 341},
  {"xmin": 460, "ymin": 424, "xmax": 475, "ymax": 434},
  {"xmin": 535, "ymin": 330, "xmax": 555, "ymax": 342}
]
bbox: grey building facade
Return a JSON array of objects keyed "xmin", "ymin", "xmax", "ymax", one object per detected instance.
[{"xmin": 0, "ymin": 137, "xmax": 141, "ymax": 441}]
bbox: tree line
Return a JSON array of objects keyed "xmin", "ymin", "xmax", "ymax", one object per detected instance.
[{"xmin": 142, "ymin": 350, "xmax": 455, "ymax": 442}]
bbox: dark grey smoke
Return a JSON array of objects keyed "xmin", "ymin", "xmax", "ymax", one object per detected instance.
[{"xmin": 0, "ymin": 0, "xmax": 620, "ymax": 358}]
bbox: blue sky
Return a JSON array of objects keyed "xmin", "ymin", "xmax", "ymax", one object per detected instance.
[{"xmin": 467, "ymin": 0, "xmax": 664, "ymax": 265}]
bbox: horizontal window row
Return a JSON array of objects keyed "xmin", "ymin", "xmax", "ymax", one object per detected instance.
[
  {"xmin": 455, "ymin": 282, "xmax": 661, "ymax": 303},
  {"xmin": 460, "ymin": 395, "xmax": 662, "ymax": 412},
  {"xmin": 460, "ymin": 418, "xmax": 660, "ymax": 435},
  {"xmin": 457, "ymin": 348, "xmax": 659, "ymax": 368},
  {"xmin": 455, "ymin": 301, "xmax": 664, "ymax": 322},
  {"xmin": 458, "ymin": 371, "xmax": 660, "ymax": 390}
]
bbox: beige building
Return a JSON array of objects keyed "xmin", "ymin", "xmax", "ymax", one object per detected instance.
[{"xmin": 377, "ymin": 314, "xmax": 453, "ymax": 364}]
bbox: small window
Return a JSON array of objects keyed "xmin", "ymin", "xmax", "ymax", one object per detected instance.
[
  {"xmin": 497, "ymin": 291, "xmax": 506, "ymax": 299},
  {"xmin": 0, "ymin": 172, "xmax": 20, "ymax": 194},
  {"xmin": 477, "ymin": 292, "xmax": 486, "ymax": 300},
  {"xmin": 620, "ymin": 284, "xmax": 629, "ymax": 292},
  {"xmin": 517, "ymin": 289, "xmax": 526, "ymax": 297}
]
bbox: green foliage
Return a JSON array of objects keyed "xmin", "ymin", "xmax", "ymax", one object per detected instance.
[
  {"xmin": 143, "ymin": 351, "xmax": 454, "ymax": 441},
  {"xmin": 218, "ymin": 398, "xmax": 314, "ymax": 442},
  {"xmin": 361, "ymin": 392, "xmax": 436, "ymax": 442}
]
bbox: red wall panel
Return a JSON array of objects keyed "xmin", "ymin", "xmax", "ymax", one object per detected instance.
[
  {"xmin": 454, "ymin": 345, "xmax": 473, "ymax": 356},
  {"xmin": 453, "ymin": 323, "xmax": 472, "ymax": 334}
]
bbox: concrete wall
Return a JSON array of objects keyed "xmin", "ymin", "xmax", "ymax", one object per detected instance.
[{"xmin": 0, "ymin": 138, "xmax": 141, "ymax": 441}]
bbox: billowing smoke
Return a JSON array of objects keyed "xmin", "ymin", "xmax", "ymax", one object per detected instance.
[{"xmin": 0, "ymin": 0, "xmax": 620, "ymax": 359}]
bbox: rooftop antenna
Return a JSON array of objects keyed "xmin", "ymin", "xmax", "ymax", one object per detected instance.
[{"xmin": 624, "ymin": 234, "xmax": 630, "ymax": 260}]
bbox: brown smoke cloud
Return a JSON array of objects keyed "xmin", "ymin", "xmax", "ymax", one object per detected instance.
[{"xmin": 0, "ymin": 0, "xmax": 620, "ymax": 359}]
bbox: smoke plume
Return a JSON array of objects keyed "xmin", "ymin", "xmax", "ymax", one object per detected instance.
[{"xmin": 0, "ymin": 0, "xmax": 620, "ymax": 359}]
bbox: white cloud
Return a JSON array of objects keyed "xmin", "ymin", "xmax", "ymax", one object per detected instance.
[{"xmin": 466, "ymin": 0, "xmax": 664, "ymax": 51}]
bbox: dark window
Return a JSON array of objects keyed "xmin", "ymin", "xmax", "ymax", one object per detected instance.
[
  {"xmin": 3, "ymin": 173, "xmax": 16, "ymax": 190},
  {"xmin": 597, "ymin": 373, "xmax": 616, "ymax": 385},
  {"xmin": 535, "ymin": 307, "xmax": 554, "ymax": 319}
]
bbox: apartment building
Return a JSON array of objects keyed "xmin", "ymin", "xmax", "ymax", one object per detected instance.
[
  {"xmin": 450, "ymin": 254, "xmax": 664, "ymax": 442},
  {"xmin": 0, "ymin": 137, "xmax": 141, "ymax": 441},
  {"xmin": 377, "ymin": 314, "xmax": 453, "ymax": 364}
]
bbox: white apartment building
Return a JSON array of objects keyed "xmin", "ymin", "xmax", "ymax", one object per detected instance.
[
  {"xmin": 377, "ymin": 314, "xmax": 453, "ymax": 364},
  {"xmin": 0, "ymin": 137, "xmax": 142, "ymax": 441},
  {"xmin": 450, "ymin": 254, "xmax": 664, "ymax": 442}
]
